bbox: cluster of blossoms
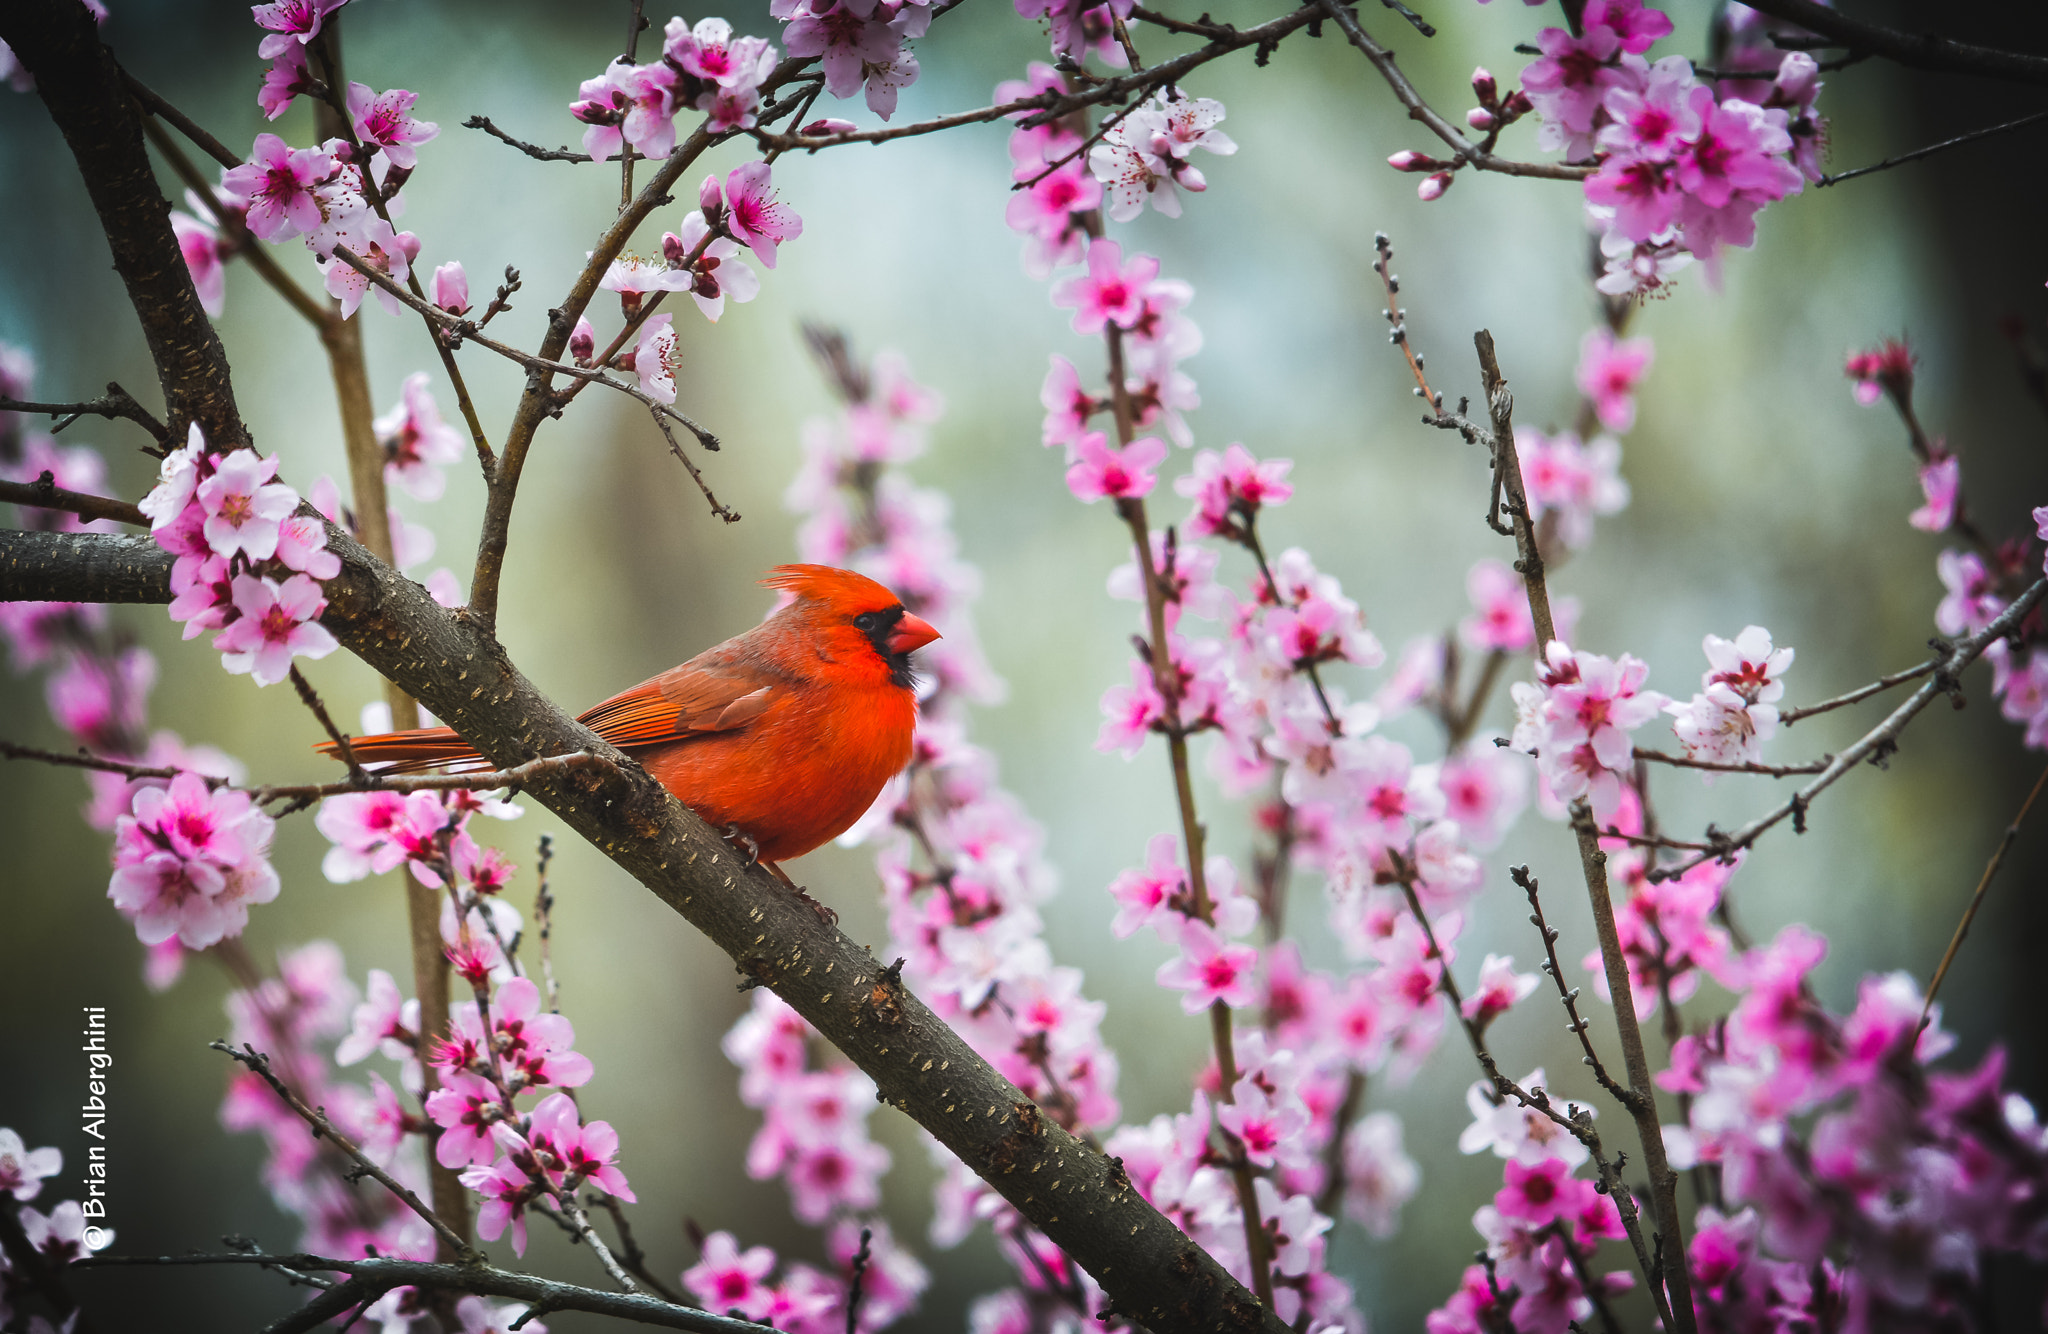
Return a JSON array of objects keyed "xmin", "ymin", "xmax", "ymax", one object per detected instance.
[
  {"xmin": 0, "ymin": 1123, "xmax": 115, "ymax": 1320},
  {"xmin": 1396, "ymin": 0, "xmax": 1822, "ymax": 295},
  {"xmin": 582, "ymin": 161, "xmax": 804, "ymax": 409},
  {"xmin": 1665, "ymin": 625, "xmax": 1794, "ymax": 770},
  {"xmin": 137, "ymin": 425, "xmax": 339, "ymax": 687},
  {"xmin": 1509, "ymin": 641, "xmax": 1667, "ymax": 823},
  {"xmin": 1660, "ymin": 926, "xmax": 2048, "ymax": 1324}
]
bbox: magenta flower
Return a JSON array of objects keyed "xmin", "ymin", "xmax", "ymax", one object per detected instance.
[
  {"xmin": 1909, "ymin": 453, "xmax": 1960, "ymax": 533},
  {"xmin": 1460, "ymin": 953, "xmax": 1538, "ymax": 1027},
  {"xmin": 346, "ymin": 83, "xmax": 439, "ymax": 170},
  {"xmin": 722, "ymin": 162, "xmax": 802, "ymax": 269},
  {"xmin": 322, "ymin": 218, "xmax": 420, "ymax": 318},
  {"xmin": 196, "ymin": 449, "xmax": 296, "ymax": 561},
  {"xmin": 682, "ymin": 1231, "xmax": 780, "ymax": 1321},
  {"xmin": 1935, "ymin": 549, "xmax": 2004, "ymax": 636},
  {"xmin": 784, "ymin": 1136, "xmax": 888, "ymax": 1223},
  {"xmin": 1217, "ymin": 1085, "xmax": 1309, "ymax": 1169},
  {"xmin": 1105, "ymin": 831, "xmax": 1185, "ymax": 938},
  {"xmin": 108, "ymin": 771, "xmax": 279, "ymax": 949},
  {"xmin": 1006, "ymin": 162, "xmax": 1102, "ymax": 245},
  {"xmin": 1520, "ymin": 24, "xmax": 1624, "ymax": 157},
  {"xmin": 171, "ymin": 211, "xmax": 227, "ymax": 316},
  {"xmin": 668, "ymin": 17, "xmax": 775, "ymax": 90},
  {"xmin": 258, "ymin": 42, "xmax": 312, "ymax": 120},
  {"xmin": 1542, "ymin": 642, "xmax": 1667, "ymax": 770},
  {"xmin": 251, "ymin": 0, "xmax": 346, "ymax": 58},
  {"xmin": 222, "ymin": 133, "xmax": 333, "ymax": 242},
  {"xmin": 1673, "ymin": 98, "xmax": 1800, "ymax": 211},
  {"xmin": 1574, "ymin": 327, "xmax": 1654, "ymax": 433},
  {"xmin": 1596, "ymin": 58, "xmax": 1704, "ymax": 160},
  {"xmin": 1845, "ymin": 336, "xmax": 1915, "ymax": 407},
  {"xmin": 522, "ymin": 1093, "xmax": 634, "ymax": 1200},
  {"xmin": 1583, "ymin": 153, "xmax": 1680, "ymax": 244},
  {"xmin": 666, "ymin": 213, "xmax": 759, "ymax": 322},
  {"xmin": 1065, "ymin": 431, "xmax": 1165, "ymax": 504},
  {"xmin": 46, "ymin": 646, "xmax": 154, "ymax": 754},
  {"xmin": 213, "ymin": 572, "xmax": 339, "ymax": 686},
  {"xmin": 1155, "ymin": 918, "xmax": 1259, "ymax": 1013},
  {"xmin": 1051, "ymin": 238, "xmax": 1157, "ymax": 335},
  {"xmin": 460, "ymin": 1154, "xmax": 540, "ymax": 1254},
  {"xmin": 424, "ymin": 1069, "xmax": 504, "ymax": 1169},
  {"xmin": 1459, "ymin": 558, "xmax": 1533, "ymax": 652}
]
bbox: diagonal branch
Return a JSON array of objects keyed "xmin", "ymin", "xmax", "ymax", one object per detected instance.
[{"xmin": 1733, "ymin": 0, "xmax": 2048, "ymax": 87}]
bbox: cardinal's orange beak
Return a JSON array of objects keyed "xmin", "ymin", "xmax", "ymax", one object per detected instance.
[{"xmin": 888, "ymin": 612, "xmax": 941, "ymax": 654}]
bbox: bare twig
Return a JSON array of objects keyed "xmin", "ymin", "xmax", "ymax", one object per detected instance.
[
  {"xmin": 1513, "ymin": 865, "xmax": 1630, "ymax": 1105},
  {"xmin": 1818, "ymin": 107, "xmax": 2048, "ymax": 187},
  {"xmin": 0, "ymin": 475, "xmax": 146, "ymax": 526},
  {"xmin": 1655, "ymin": 577, "xmax": 2048, "ymax": 881},
  {"xmin": 535, "ymin": 833, "xmax": 561, "ymax": 1011},
  {"xmin": 1779, "ymin": 657, "xmax": 1938, "ymax": 724},
  {"xmin": 289, "ymin": 664, "xmax": 364, "ymax": 780},
  {"xmin": 1633, "ymin": 747, "xmax": 1830, "ymax": 778},
  {"xmin": 464, "ymin": 114, "xmax": 595, "ymax": 163},
  {"xmin": 592, "ymin": 1194, "xmax": 685, "ymax": 1305},
  {"xmin": 209, "ymin": 1041, "xmax": 477, "ymax": 1261},
  {"xmin": 121, "ymin": 68, "xmax": 240, "ymax": 168},
  {"xmin": 0, "ymin": 384, "xmax": 168, "ymax": 444},
  {"xmin": 1919, "ymin": 761, "xmax": 2048, "ymax": 1030},
  {"xmin": 843, "ymin": 1226, "xmax": 873, "ymax": 1334},
  {"xmin": 76, "ymin": 1251, "xmax": 773, "ymax": 1334}
]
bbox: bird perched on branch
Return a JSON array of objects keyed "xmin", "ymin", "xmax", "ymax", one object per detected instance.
[{"xmin": 319, "ymin": 565, "xmax": 940, "ymax": 879}]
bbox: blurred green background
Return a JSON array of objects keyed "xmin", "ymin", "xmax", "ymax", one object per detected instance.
[{"xmin": 4, "ymin": 0, "xmax": 2045, "ymax": 1328}]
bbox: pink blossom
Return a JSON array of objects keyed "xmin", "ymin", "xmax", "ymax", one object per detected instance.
[
  {"xmin": 1574, "ymin": 327, "xmax": 1654, "ymax": 433},
  {"xmin": 1005, "ymin": 162, "xmax": 1101, "ymax": 248},
  {"xmin": 1461, "ymin": 953, "xmax": 1539, "ymax": 1027},
  {"xmin": 682, "ymin": 1232, "xmax": 779, "ymax": 1321},
  {"xmin": 213, "ymin": 572, "xmax": 339, "ymax": 686},
  {"xmin": 633, "ymin": 313, "xmax": 678, "ymax": 404},
  {"xmin": 521, "ymin": 1092, "xmax": 634, "ymax": 1200},
  {"xmin": 782, "ymin": 5, "xmax": 903, "ymax": 106},
  {"xmin": 1343, "ymin": 1112, "xmax": 1420, "ymax": 1237},
  {"xmin": 1051, "ymin": 238, "xmax": 1158, "ymax": 335},
  {"xmin": 1459, "ymin": 1069, "xmax": 1594, "ymax": 1168},
  {"xmin": 1217, "ymin": 1085, "xmax": 1309, "ymax": 1169},
  {"xmin": 1434, "ymin": 745, "xmax": 1529, "ymax": 850},
  {"xmin": 1065, "ymin": 431, "xmax": 1165, "ymax": 503},
  {"xmin": 1935, "ymin": 549, "xmax": 2002, "ymax": 637},
  {"xmin": 1039, "ymin": 354, "xmax": 1096, "ymax": 450},
  {"xmin": 1520, "ymin": 23, "xmax": 1625, "ymax": 158},
  {"xmin": 1583, "ymin": 153, "xmax": 1681, "ymax": 243},
  {"xmin": 723, "ymin": 161, "xmax": 802, "ymax": 269},
  {"xmin": 1542, "ymin": 641, "xmax": 1667, "ymax": 768},
  {"xmin": 784, "ymin": 1136, "xmax": 890, "ymax": 1223},
  {"xmin": 431, "ymin": 261, "xmax": 470, "ymax": 315},
  {"xmin": 424, "ymin": 1070, "xmax": 504, "ymax": 1169},
  {"xmin": 666, "ymin": 212, "xmax": 759, "ymax": 322},
  {"xmin": 375, "ymin": 371, "xmax": 462, "ymax": 503},
  {"xmin": 19, "ymin": 1199, "xmax": 106, "ymax": 1264},
  {"xmin": 222, "ymin": 133, "xmax": 332, "ymax": 242},
  {"xmin": 1674, "ymin": 96, "xmax": 1800, "ymax": 211},
  {"xmin": 665, "ymin": 17, "xmax": 773, "ymax": 89},
  {"xmin": 322, "ymin": 218, "xmax": 420, "ymax": 319},
  {"xmin": 251, "ymin": 0, "xmax": 346, "ymax": 58},
  {"xmin": 258, "ymin": 40, "xmax": 313, "ymax": 119},
  {"xmin": 480, "ymin": 977, "xmax": 593, "ymax": 1091},
  {"xmin": 1460, "ymin": 558, "xmax": 1534, "ymax": 652},
  {"xmin": 196, "ymin": 449, "xmax": 296, "ymax": 561},
  {"xmin": 569, "ymin": 316, "xmax": 596, "ymax": 365},
  {"xmin": 461, "ymin": 1154, "xmax": 540, "ymax": 1254},
  {"xmin": 1496, "ymin": 1156, "xmax": 1580, "ymax": 1225},
  {"xmin": 1175, "ymin": 443, "xmax": 1293, "ymax": 537},
  {"xmin": 335, "ymin": 968, "xmax": 418, "ymax": 1066},
  {"xmin": 1106, "ymin": 831, "xmax": 1184, "ymax": 937},
  {"xmin": 0, "ymin": 1129, "xmax": 62, "ymax": 1202},
  {"xmin": 1518, "ymin": 429, "xmax": 1629, "ymax": 551},
  {"xmin": 1909, "ymin": 453, "xmax": 1960, "ymax": 533},
  {"xmin": 172, "ymin": 210, "xmax": 227, "ymax": 316},
  {"xmin": 108, "ymin": 771, "xmax": 279, "ymax": 949},
  {"xmin": 46, "ymin": 645, "xmax": 154, "ymax": 754},
  {"xmin": 1583, "ymin": 0, "xmax": 1672, "ymax": 53},
  {"xmin": 346, "ymin": 83, "xmax": 439, "ymax": 170},
  {"xmin": 1596, "ymin": 58, "xmax": 1704, "ymax": 160},
  {"xmin": 1155, "ymin": 918, "xmax": 1259, "ymax": 1013}
]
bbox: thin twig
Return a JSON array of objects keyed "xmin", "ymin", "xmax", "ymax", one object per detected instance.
[
  {"xmin": 121, "ymin": 69, "xmax": 240, "ymax": 168},
  {"xmin": 0, "ymin": 475, "xmax": 146, "ymax": 526},
  {"xmin": 1919, "ymin": 761, "xmax": 2048, "ymax": 1030},
  {"xmin": 76, "ymin": 1252, "xmax": 774, "ymax": 1334},
  {"xmin": 1513, "ymin": 865, "xmax": 1631, "ymax": 1106},
  {"xmin": 592, "ymin": 1194, "xmax": 685, "ymax": 1304},
  {"xmin": 209, "ymin": 1041, "xmax": 477, "ymax": 1261},
  {"xmin": 1654, "ymin": 577, "xmax": 2048, "ymax": 881},
  {"xmin": 1779, "ymin": 657, "xmax": 1937, "ymax": 724},
  {"xmin": 535, "ymin": 833, "xmax": 561, "ymax": 1012},
  {"xmin": 1633, "ymin": 746, "xmax": 1830, "ymax": 777},
  {"xmin": 289, "ymin": 665, "xmax": 363, "ymax": 780},
  {"xmin": 0, "ymin": 385, "xmax": 168, "ymax": 444},
  {"xmin": 464, "ymin": 114, "xmax": 596, "ymax": 162},
  {"xmin": 843, "ymin": 1226, "xmax": 872, "ymax": 1334},
  {"xmin": 1818, "ymin": 107, "xmax": 2048, "ymax": 186}
]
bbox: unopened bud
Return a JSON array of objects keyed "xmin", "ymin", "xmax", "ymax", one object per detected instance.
[
  {"xmin": 661, "ymin": 231, "xmax": 688, "ymax": 265},
  {"xmin": 1387, "ymin": 150, "xmax": 1438, "ymax": 173},
  {"xmin": 1466, "ymin": 107, "xmax": 1497, "ymax": 131},
  {"xmin": 1471, "ymin": 66, "xmax": 1497, "ymax": 106},
  {"xmin": 1417, "ymin": 171, "xmax": 1453, "ymax": 202},
  {"xmin": 1503, "ymin": 90, "xmax": 1533, "ymax": 117},
  {"xmin": 800, "ymin": 117, "xmax": 858, "ymax": 136},
  {"xmin": 698, "ymin": 173, "xmax": 724, "ymax": 221},
  {"xmin": 568, "ymin": 315, "xmax": 595, "ymax": 365}
]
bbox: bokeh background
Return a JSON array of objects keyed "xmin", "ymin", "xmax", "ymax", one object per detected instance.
[{"xmin": 4, "ymin": 0, "xmax": 2046, "ymax": 1328}]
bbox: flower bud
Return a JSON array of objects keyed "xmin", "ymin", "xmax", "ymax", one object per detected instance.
[
  {"xmin": 1417, "ymin": 171, "xmax": 1453, "ymax": 202},
  {"xmin": 568, "ymin": 316, "xmax": 595, "ymax": 365},
  {"xmin": 800, "ymin": 117, "xmax": 858, "ymax": 135},
  {"xmin": 1387, "ymin": 150, "xmax": 1436, "ymax": 172},
  {"xmin": 661, "ymin": 230, "xmax": 689, "ymax": 265},
  {"xmin": 1471, "ymin": 66, "xmax": 1497, "ymax": 106},
  {"xmin": 1466, "ymin": 107, "xmax": 1497, "ymax": 131},
  {"xmin": 698, "ymin": 173, "xmax": 724, "ymax": 223},
  {"xmin": 432, "ymin": 261, "xmax": 470, "ymax": 315}
]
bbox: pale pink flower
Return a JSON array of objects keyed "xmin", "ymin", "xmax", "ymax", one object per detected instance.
[
  {"xmin": 432, "ymin": 261, "xmax": 470, "ymax": 315},
  {"xmin": 252, "ymin": 0, "xmax": 346, "ymax": 58},
  {"xmin": 1217, "ymin": 1084, "xmax": 1309, "ymax": 1170},
  {"xmin": 375, "ymin": 371, "xmax": 462, "ymax": 502},
  {"xmin": 196, "ymin": 449, "xmax": 296, "ymax": 561},
  {"xmin": 1039, "ymin": 354, "xmax": 1096, "ymax": 450},
  {"xmin": 172, "ymin": 210, "xmax": 227, "ymax": 316},
  {"xmin": 1051, "ymin": 238, "xmax": 1157, "ymax": 335},
  {"xmin": 346, "ymin": 83, "xmax": 439, "ymax": 170},
  {"xmin": 1461, "ymin": 558, "xmax": 1534, "ymax": 652},
  {"xmin": 634, "ymin": 314, "xmax": 678, "ymax": 405},
  {"xmin": 108, "ymin": 771, "xmax": 279, "ymax": 949},
  {"xmin": 784, "ymin": 1136, "xmax": 890, "ymax": 1223},
  {"xmin": 781, "ymin": 5, "xmax": 902, "ymax": 105},
  {"xmin": 322, "ymin": 218, "xmax": 420, "ymax": 318},
  {"xmin": 1175, "ymin": 443, "xmax": 1293, "ymax": 537},
  {"xmin": 1575, "ymin": 327, "xmax": 1654, "ymax": 433},
  {"xmin": 222, "ymin": 133, "xmax": 333, "ymax": 242},
  {"xmin": 259, "ymin": 42, "xmax": 313, "ymax": 119},
  {"xmin": 1461, "ymin": 953, "xmax": 1539, "ymax": 1026},
  {"xmin": 1343, "ymin": 1112, "xmax": 1420, "ymax": 1237},
  {"xmin": 1065, "ymin": 431, "xmax": 1165, "ymax": 503},
  {"xmin": 1935, "ymin": 549, "xmax": 2001, "ymax": 637},
  {"xmin": 335, "ymin": 968, "xmax": 417, "ymax": 1066},
  {"xmin": 521, "ymin": 1093, "xmax": 634, "ymax": 1200},
  {"xmin": 1155, "ymin": 918, "xmax": 1259, "ymax": 1013},
  {"xmin": 213, "ymin": 572, "xmax": 339, "ymax": 685},
  {"xmin": 1106, "ymin": 831, "xmax": 1184, "ymax": 937},
  {"xmin": 0, "ymin": 1129, "xmax": 62, "ymax": 1202},
  {"xmin": 666, "ymin": 213, "xmax": 758, "ymax": 322}
]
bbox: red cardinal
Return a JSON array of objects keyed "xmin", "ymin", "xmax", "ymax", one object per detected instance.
[{"xmin": 320, "ymin": 565, "xmax": 939, "ymax": 872}]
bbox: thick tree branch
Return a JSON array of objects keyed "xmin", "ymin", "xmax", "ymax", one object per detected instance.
[
  {"xmin": 0, "ymin": 3, "xmax": 246, "ymax": 447},
  {"xmin": 0, "ymin": 523, "xmax": 1285, "ymax": 1332},
  {"xmin": 1735, "ymin": 0, "xmax": 2048, "ymax": 87}
]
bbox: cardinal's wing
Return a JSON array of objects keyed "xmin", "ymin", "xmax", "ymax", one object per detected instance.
[{"xmin": 575, "ymin": 653, "xmax": 779, "ymax": 750}]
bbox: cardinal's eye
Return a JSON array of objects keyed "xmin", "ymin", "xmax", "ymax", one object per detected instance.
[{"xmin": 853, "ymin": 611, "xmax": 883, "ymax": 632}]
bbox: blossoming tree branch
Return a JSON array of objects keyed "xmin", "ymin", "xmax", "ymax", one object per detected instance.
[{"xmin": 1, "ymin": 0, "xmax": 2046, "ymax": 1330}]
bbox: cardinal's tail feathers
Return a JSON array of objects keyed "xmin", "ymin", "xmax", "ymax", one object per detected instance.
[{"xmin": 313, "ymin": 726, "xmax": 492, "ymax": 775}]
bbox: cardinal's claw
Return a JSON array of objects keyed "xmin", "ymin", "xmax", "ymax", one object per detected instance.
[{"xmin": 721, "ymin": 824, "xmax": 761, "ymax": 867}]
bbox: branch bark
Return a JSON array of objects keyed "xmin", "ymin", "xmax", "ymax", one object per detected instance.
[{"xmin": 1733, "ymin": 0, "xmax": 2048, "ymax": 87}]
